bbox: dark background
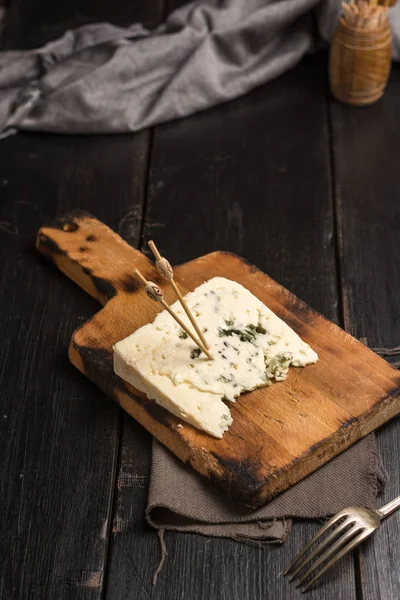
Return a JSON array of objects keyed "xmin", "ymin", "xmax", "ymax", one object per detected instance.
[{"xmin": 0, "ymin": 1, "xmax": 399, "ymax": 599}]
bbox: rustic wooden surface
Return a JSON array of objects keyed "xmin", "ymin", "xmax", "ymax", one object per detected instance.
[
  {"xmin": 0, "ymin": 0, "xmax": 399, "ymax": 598},
  {"xmin": 331, "ymin": 79, "xmax": 400, "ymax": 599},
  {"xmin": 37, "ymin": 212, "xmax": 400, "ymax": 508}
]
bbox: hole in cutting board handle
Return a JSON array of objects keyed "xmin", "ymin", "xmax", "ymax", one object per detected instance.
[{"xmin": 62, "ymin": 221, "xmax": 79, "ymax": 232}]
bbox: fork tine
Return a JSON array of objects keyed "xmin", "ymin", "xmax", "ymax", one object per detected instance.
[
  {"xmin": 300, "ymin": 529, "xmax": 372, "ymax": 593},
  {"xmin": 283, "ymin": 510, "xmax": 349, "ymax": 576},
  {"xmin": 296, "ymin": 523, "xmax": 361, "ymax": 588},
  {"xmin": 288, "ymin": 517, "xmax": 354, "ymax": 581}
]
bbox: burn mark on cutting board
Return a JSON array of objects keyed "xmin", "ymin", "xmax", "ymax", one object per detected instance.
[
  {"xmin": 358, "ymin": 385, "xmax": 400, "ymax": 423},
  {"xmin": 38, "ymin": 233, "xmax": 64, "ymax": 255},
  {"xmin": 76, "ymin": 343, "xmax": 173, "ymax": 428},
  {"xmin": 135, "ymin": 396, "xmax": 173, "ymax": 429},
  {"xmin": 77, "ymin": 345, "xmax": 115, "ymax": 379},
  {"xmin": 210, "ymin": 452, "xmax": 262, "ymax": 499},
  {"xmin": 75, "ymin": 345, "xmax": 123, "ymax": 402},
  {"xmin": 79, "ymin": 265, "xmax": 117, "ymax": 300},
  {"xmin": 92, "ymin": 276, "xmax": 116, "ymax": 300},
  {"xmin": 339, "ymin": 416, "xmax": 358, "ymax": 430},
  {"xmin": 120, "ymin": 274, "xmax": 140, "ymax": 294}
]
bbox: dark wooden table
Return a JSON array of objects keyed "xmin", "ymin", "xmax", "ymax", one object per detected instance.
[{"xmin": 1, "ymin": 1, "xmax": 399, "ymax": 599}]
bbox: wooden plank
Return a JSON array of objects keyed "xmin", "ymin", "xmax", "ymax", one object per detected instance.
[
  {"xmin": 0, "ymin": 0, "xmax": 161, "ymax": 593},
  {"xmin": 37, "ymin": 214, "xmax": 400, "ymax": 508},
  {"xmin": 105, "ymin": 55, "xmax": 357, "ymax": 599},
  {"xmin": 0, "ymin": 132, "xmax": 150, "ymax": 600},
  {"xmin": 331, "ymin": 65, "xmax": 400, "ymax": 600},
  {"xmin": 2, "ymin": 0, "xmax": 161, "ymax": 49},
  {"xmin": 0, "ymin": 0, "xmax": 165, "ymax": 594},
  {"xmin": 0, "ymin": 0, "xmax": 166, "ymax": 600}
]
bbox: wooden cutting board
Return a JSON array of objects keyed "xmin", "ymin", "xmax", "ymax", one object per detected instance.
[{"xmin": 37, "ymin": 211, "xmax": 400, "ymax": 508}]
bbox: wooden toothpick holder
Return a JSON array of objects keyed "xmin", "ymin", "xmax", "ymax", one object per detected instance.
[{"xmin": 329, "ymin": 11, "xmax": 392, "ymax": 106}]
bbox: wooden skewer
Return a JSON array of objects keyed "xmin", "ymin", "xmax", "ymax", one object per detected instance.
[
  {"xmin": 148, "ymin": 240, "xmax": 211, "ymax": 351},
  {"xmin": 134, "ymin": 269, "xmax": 214, "ymax": 360}
]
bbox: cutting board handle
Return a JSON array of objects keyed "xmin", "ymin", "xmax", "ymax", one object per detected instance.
[{"xmin": 37, "ymin": 210, "xmax": 152, "ymax": 305}]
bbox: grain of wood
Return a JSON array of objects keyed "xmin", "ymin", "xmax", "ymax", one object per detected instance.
[
  {"xmin": 331, "ymin": 63, "xmax": 400, "ymax": 600},
  {"xmin": 1, "ymin": 0, "xmax": 162, "ymax": 49},
  {"xmin": 0, "ymin": 87, "xmax": 152, "ymax": 600}
]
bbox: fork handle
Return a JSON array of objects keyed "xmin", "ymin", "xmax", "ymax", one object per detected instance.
[{"xmin": 377, "ymin": 494, "xmax": 400, "ymax": 519}]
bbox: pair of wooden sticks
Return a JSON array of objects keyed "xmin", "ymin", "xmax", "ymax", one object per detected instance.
[{"xmin": 134, "ymin": 241, "xmax": 213, "ymax": 360}]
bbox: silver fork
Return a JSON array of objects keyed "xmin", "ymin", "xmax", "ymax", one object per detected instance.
[{"xmin": 284, "ymin": 495, "xmax": 400, "ymax": 592}]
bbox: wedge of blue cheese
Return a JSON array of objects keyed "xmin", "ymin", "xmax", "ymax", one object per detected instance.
[{"xmin": 113, "ymin": 277, "xmax": 318, "ymax": 438}]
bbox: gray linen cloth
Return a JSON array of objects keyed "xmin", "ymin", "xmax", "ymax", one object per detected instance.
[
  {"xmin": 1, "ymin": 0, "xmax": 400, "ymax": 140},
  {"xmin": 147, "ymin": 434, "xmax": 386, "ymax": 544}
]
